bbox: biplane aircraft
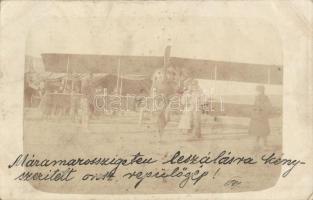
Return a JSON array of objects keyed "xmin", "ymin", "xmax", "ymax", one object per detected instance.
[{"xmin": 40, "ymin": 46, "xmax": 282, "ymax": 118}]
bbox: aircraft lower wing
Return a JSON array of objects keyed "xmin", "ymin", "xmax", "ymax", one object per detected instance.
[{"xmin": 201, "ymin": 102, "xmax": 281, "ymax": 118}]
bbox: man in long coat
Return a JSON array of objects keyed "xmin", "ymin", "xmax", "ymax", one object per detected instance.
[{"xmin": 249, "ymin": 85, "xmax": 272, "ymax": 148}]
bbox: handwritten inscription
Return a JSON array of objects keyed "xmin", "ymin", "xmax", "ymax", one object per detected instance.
[
  {"xmin": 123, "ymin": 167, "xmax": 209, "ymax": 188},
  {"xmin": 8, "ymin": 151, "xmax": 306, "ymax": 189}
]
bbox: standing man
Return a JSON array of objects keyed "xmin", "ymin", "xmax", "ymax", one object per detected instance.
[
  {"xmin": 81, "ymin": 73, "xmax": 95, "ymax": 128},
  {"xmin": 249, "ymin": 85, "xmax": 272, "ymax": 149},
  {"xmin": 178, "ymin": 79, "xmax": 203, "ymax": 139},
  {"xmin": 24, "ymin": 73, "xmax": 37, "ymax": 107},
  {"xmin": 81, "ymin": 73, "xmax": 95, "ymax": 119}
]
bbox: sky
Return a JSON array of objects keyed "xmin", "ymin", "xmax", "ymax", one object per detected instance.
[
  {"xmin": 26, "ymin": 16, "xmax": 283, "ymax": 66},
  {"xmin": 23, "ymin": 7, "xmax": 284, "ymax": 98}
]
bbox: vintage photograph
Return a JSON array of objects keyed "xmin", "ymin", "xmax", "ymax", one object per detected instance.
[{"xmin": 22, "ymin": 17, "xmax": 283, "ymax": 193}]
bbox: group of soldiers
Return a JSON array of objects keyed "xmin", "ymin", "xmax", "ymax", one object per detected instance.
[
  {"xmin": 148, "ymin": 64, "xmax": 203, "ymax": 140},
  {"xmin": 25, "ymin": 60, "xmax": 273, "ymax": 145},
  {"xmin": 147, "ymin": 63, "xmax": 273, "ymax": 145}
]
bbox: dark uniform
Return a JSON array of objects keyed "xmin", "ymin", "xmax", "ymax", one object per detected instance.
[
  {"xmin": 81, "ymin": 78, "xmax": 95, "ymax": 118},
  {"xmin": 249, "ymin": 92, "xmax": 272, "ymax": 148}
]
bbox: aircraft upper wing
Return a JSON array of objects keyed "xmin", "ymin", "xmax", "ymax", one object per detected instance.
[
  {"xmin": 41, "ymin": 53, "xmax": 163, "ymax": 75},
  {"xmin": 41, "ymin": 53, "xmax": 282, "ymax": 85},
  {"xmin": 171, "ymin": 57, "xmax": 282, "ymax": 85}
]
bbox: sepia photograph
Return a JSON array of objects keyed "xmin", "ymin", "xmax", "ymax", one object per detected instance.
[
  {"xmin": 22, "ymin": 17, "xmax": 283, "ymax": 193},
  {"xmin": 0, "ymin": 0, "xmax": 312, "ymax": 199}
]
